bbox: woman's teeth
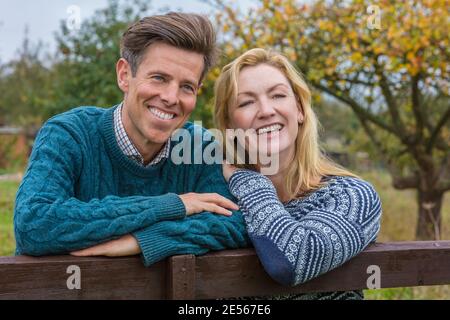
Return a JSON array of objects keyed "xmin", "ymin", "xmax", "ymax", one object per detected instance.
[
  {"xmin": 149, "ymin": 107, "xmax": 175, "ymax": 120},
  {"xmin": 257, "ymin": 124, "xmax": 283, "ymax": 135}
]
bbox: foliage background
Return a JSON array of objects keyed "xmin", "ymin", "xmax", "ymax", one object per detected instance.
[{"xmin": 0, "ymin": 0, "xmax": 448, "ymax": 299}]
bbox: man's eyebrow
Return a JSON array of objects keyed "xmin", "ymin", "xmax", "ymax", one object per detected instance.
[
  {"xmin": 146, "ymin": 70, "xmax": 199, "ymax": 87},
  {"xmin": 237, "ymin": 83, "xmax": 289, "ymax": 96},
  {"xmin": 146, "ymin": 70, "xmax": 171, "ymax": 78},
  {"xmin": 182, "ymin": 79, "xmax": 199, "ymax": 87}
]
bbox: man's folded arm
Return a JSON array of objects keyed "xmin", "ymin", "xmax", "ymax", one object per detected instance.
[
  {"xmin": 14, "ymin": 121, "xmax": 186, "ymax": 256},
  {"xmin": 133, "ymin": 161, "xmax": 251, "ymax": 267},
  {"xmin": 133, "ymin": 207, "xmax": 249, "ymax": 266}
]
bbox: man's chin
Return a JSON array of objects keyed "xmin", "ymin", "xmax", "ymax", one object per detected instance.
[
  {"xmin": 145, "ymin": 134, "xmax": 171, "ymax": 145},
  {"xmin": 144, "ymin": 118, "xmax": 188, "ymax": 143}
]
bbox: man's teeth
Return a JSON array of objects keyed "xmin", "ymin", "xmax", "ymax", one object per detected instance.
[
  {"xmin": 149, "ymin": 107, "xmax": 175, "ymax": 120},
  {"xmin": 257, "ymin": 124, "xmax": 283, "ymax": 135}
]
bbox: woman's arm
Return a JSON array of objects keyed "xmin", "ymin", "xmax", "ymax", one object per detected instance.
[{"xmin": 228, "ymin": 169, "xmax": 382, "ymax": 286}]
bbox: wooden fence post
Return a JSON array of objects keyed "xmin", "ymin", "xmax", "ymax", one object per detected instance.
[{"xmin": 166, "ymin": 254, "xmax": 196, "ymax": 300}]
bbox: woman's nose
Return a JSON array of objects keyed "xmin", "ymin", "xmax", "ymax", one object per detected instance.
[{"xmin": 257, "ymin": 100, "xmax": 276, "ymax": 118}]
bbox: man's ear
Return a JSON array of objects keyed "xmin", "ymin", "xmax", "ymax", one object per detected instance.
[
  {"xmin": 197, "ymin": 82, "xmax": 203, "ymax": 94},
  {"xmin": 116, "ymin": 58, "xmax": 131, "ymax": 93}
]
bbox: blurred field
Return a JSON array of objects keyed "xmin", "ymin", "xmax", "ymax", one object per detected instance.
[
  {"xmin": 0, "ymin": 179, "xmax": 18, "ymax": 256},
  {"xmin": 357, "ymin": 171, "xmax": 450, "ymax": 300},
  {"xmin": 0, "ymin": 170, "xmax": 448, "ymax": 299}
]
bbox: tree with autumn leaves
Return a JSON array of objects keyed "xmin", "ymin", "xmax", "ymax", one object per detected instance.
[
  {"xmin": 0, "ymin": 0, "xmax": 447, "ymax": 240},
  {"xmin": 210, "ymin": 0, "xmax": 449, "ymax": 240}
]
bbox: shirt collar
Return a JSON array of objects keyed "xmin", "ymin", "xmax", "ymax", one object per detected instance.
[{"xmin": 113, "ymin": 103, "xmax": 170, "ymax": 167}]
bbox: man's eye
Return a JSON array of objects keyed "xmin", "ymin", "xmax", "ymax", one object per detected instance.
[
  {"xmin": 182, "ymin": 84, "xmax": 196, "ymax": 93},
  {"xmin": 152, "ymin": 75, "xmax": 165, "ymax": 82}
]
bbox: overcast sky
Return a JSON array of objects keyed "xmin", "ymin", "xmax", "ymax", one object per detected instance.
[{"xmin": 0, "ymin": 0, "xmax": 251, "ymax": 63}]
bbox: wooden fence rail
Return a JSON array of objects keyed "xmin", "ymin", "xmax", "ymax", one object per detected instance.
[{"xmin": 0, "ymin": 241, "xmax": 449, "ymax": 300}]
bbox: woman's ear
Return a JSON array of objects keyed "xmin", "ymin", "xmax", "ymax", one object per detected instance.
[
  {"xmin": 116, "ymin": 58, "xmax": 130, "ymax": 93},
  {"xmin": 297, "ymin": 99, "xmax": 305, "ymax": 124},
  {"xmin": 298, "ymin": 112, "xmax": 304, "ymax": 125}
]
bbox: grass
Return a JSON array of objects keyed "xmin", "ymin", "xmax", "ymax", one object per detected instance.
[
  {"xmin": 357, "ymin": 170, "xmax": 450, "ymax": 300},
  {"xmin": 0, "ymin": 170, "xmax": 449, "ymax": 299},
  {"xmin": 0, "ymin": 179, "xmax": 19, "ymax": 256},
  {"xmin": 358, "ymin": 170, "xmax": 450, "ymax": 242}
]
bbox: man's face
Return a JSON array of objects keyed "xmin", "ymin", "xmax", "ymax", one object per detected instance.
[{"xmin": 117, "ymin": 42, "xmax": 204, "ymax": 158}]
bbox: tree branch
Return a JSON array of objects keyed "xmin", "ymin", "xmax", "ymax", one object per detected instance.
[
  {"xmin": 312, "ymin": 81, "xmax": 398, "ymax": 136},
  {"xmin": 358, "ymin": 116, "xmax": 386, "ymax": 154},
  {"xmin": 437, "ymin": 154, "xmax": 450, "ymax": 192},
  {"xmin": 375, "ymin": 67, "xmax": 409, "ymax": 141},
  {"xmin": 427, "ymin": 106, "xmax": 450, "ymax": 153},
  {"xmin": 391, "ymin": 173, "xmax": 420, "ymax": 190},
  {"xmin": 341, "ymin": 77, "xmax": 376, "ymax": 87},
  {"xmin": 358, "ymin": 116, "xmax": 419, "ymax": 190},
  {"xmin": 411, "ymin": 73, "xmax": 425, "ymax": 143}
]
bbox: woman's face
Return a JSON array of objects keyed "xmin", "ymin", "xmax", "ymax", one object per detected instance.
[{"xmin": 228, "ymin": 63, "xmax": 304, "ymax": 167}]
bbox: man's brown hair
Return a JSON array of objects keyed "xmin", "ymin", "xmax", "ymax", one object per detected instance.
[{"xmin": 120, "ymin": 12, "xmax": 218, "ymax": 82}]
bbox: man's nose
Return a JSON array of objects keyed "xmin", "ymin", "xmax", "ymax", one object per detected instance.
[{"xmin": 160, "ymin": 82, "xmax": 179, "ymax": 106}]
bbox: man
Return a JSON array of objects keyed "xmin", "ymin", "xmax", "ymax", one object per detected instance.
[{"xmin": 14, "ymin": 12, "xmax": 249, "ymax": 267}]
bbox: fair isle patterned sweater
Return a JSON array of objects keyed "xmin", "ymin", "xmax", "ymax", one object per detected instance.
[{"xmin": 228, "ymin": 170, "xmax": 382, "ymax": 300}]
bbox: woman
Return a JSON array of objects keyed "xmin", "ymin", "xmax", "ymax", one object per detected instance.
[{"xmin": 215, "ymin": 48, "xmax": 382, "ymax": 300}]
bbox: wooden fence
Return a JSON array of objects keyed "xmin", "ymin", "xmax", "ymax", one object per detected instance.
[{"xmin": 0, "ymin": 241, "xmax": 449, "ymax": 299}]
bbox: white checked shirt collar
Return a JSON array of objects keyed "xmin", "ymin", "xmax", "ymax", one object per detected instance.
[{"xmin": 113, "ymin": 103, "xmax": 170, "ymax": 166}]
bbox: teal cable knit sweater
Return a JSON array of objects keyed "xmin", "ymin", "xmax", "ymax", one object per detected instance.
[{"xmin": 14, "ymin": 106, "xmax": 250, "ymax": 266}]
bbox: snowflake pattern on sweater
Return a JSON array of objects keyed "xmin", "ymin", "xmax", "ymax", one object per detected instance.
[{"xmin": 228, "ymin": 169, "xmax": 382, "ymax": 287}]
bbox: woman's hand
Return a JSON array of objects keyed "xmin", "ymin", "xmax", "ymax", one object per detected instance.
[
  {"xmin": 179, "ymin": 192, "xmax": 238, "ymax": 216},
  {"xmin": 222, "ymin": 163, "xmax": 238, "ymax": 182},
  {"xmin": 70, "ymin": 234, "xmax": 141, "ymax": 257}
]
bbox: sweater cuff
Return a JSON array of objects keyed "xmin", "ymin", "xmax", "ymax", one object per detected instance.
[
  {"xmin": 133, "ymin": 222, "xmax": 180, "ymax": 267},
  {"xmin": 153, "ymin": 193, "xmax": 186, "ymax": 221},
  {"xmin": 229, "ymin": 169, "xmax": 275, "ymax": 199},
  {"xmin": 229, "ymin": 169, "xmax": 256, "ymax": 191}
]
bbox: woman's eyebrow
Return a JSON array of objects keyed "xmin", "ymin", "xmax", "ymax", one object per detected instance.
[
  {"xmin": 237, "ymin": 91, "xmax": 256, "ymax": 96},
  {"xmin": 238, "ymin": 83, "xmax": 288, "ymax": 96},
  {"xmin": 267, "ymin": 83, "xmax": 289, "ymax": 92}
]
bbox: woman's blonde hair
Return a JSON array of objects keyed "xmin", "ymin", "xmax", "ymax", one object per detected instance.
[{"xmin": 214, "ymin": 48, "xmax": 358, "ymax": 199}]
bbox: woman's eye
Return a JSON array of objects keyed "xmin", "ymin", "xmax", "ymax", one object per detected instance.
[
  {"xmin": 238, "ymin": 100, "xmax": 253, "ymax": 108},
  {"xmin": 272, "ymin": 94, "xmax": 286, "ymax": 99}
]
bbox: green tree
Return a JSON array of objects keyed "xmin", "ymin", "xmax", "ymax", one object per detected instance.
[
  {"xmin": 213, "ymin": 0, "xmax": 449, "ymax": 240},
  {"xmin": 47, "ymin": 0, "xmax": 151, "ymax": 118},
  {"xmin": 0, "ymin": 27, "xmax": 53, "ymax": 127}
]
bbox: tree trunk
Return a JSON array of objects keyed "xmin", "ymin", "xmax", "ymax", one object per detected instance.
[{"xmin": 415, "ymin": 189, "xmax": 444, "ymax": 240}]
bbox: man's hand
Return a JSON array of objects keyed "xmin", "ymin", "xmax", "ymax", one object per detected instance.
[
  {"xmin": 70, "ymin": 234, "xmax": 141, "ymax": 257},
  {"xmin": 179, "ymin": 192, "xmax": 238, "ymax": 216}
]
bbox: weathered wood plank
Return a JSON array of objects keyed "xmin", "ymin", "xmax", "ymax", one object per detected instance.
[
  {"xmin": 195, "ymin": 241, "xmax": 450, "ymax": 298},
  {"xmin": 166, "ymin": 255, "xmax": 196, "ymax": 300},
  {"xmin": 0, "ymin": 255, "xmax": 166, "ymax": 300},
  {"xmin": 0, "ymin": 241, "xmax": 449, "ymax": 300}
]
